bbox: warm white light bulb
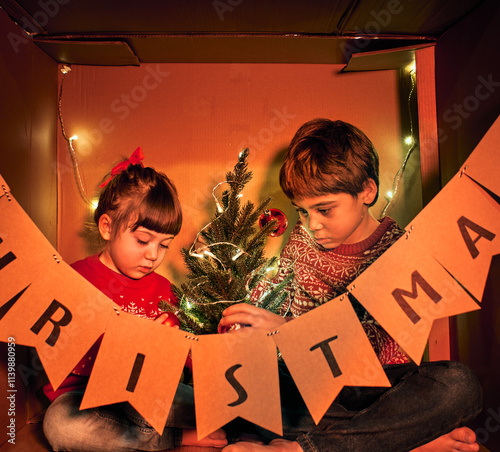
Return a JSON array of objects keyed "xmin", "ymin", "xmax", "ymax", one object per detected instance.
[
  {"xmin": 386, "ymin": 191, "xmax": 393, "ymax": 199},
  {"xmin": 69, "ymin": 135, "xmax": 78, "ymax": 141},
  {"xmin": 232, "ymin": 249, "xmax": 244, "ymax": 261},
  {"xmin": 404, "ymin": 136, "xmax": 414, "ymax": 146}
]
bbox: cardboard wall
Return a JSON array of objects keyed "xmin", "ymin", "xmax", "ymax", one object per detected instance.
[
  {"xmin": 435, "ymin": 0, "xmax": 500, "ymax": 449},
  {"xmin": 0, "ymin": 9, "xmax": 58, "ymax": 245},
  {"xmin": 0, "ymin": 7, "xmax": 58, "ymax": 441},
  {"xmin": 56, "ymin": 63, "xmax": 421, "ymax": 284}
]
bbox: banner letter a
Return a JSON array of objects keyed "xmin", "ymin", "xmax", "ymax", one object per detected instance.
[{"xmin": 457, "ymin": 216, "xmax": 496, "ymax": 259}]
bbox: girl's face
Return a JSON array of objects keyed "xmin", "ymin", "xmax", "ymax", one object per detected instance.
[
  {"xmin": 99, "ymin": 217, "xmax": 174, "ymax": 279},
  {"xmin": 293, "ymin": 181, "xmax": 378, "ymax": 250}
]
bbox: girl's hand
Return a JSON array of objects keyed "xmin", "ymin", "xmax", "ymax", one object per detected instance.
[
  {"xmin": 219, "ymin": 303, "xmax": 286, "ymax": 333},
  {"xmin": 154, "ymin": 312, "xmax": 180, "ymax": 328}
]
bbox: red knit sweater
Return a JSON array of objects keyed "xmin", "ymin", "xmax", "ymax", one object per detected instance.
[
  {"xmin": 43, "ymin": 254, "xmax": 177, "ymax": 402},
  {"xmin": 251, "ymin": 217, "xmax": 409, "ymax": 365}
]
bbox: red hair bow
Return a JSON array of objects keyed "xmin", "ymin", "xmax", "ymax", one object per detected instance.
[{"xmin": 100, "ymin": 147, "xmax": 145, "ymax": 188}]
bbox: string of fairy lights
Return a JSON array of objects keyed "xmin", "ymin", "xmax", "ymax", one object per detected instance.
[
  {"xmin": 380, "ymin": 63, "xmax": 417, "ymax": 218},
  {"xmin": 58, "ymin": 64, "xmax": 95, "ymax": 208},
  {"xmin": 57, "ymin": 60, "xmax": 420, "ymax": 314},
  {"xmin": 58, "ymin": 60, "xmax": 419, "ymax": 257},
  {"xmin": 187, "ymin": 177, "xmax": 247, "ymax": 265}
]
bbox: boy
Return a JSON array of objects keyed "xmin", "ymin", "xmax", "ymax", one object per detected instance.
[{"xmin": 220, "ymin": 119, "xmax": 482, "ymax": 451}]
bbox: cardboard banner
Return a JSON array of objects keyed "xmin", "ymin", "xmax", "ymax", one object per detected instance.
[
  {"xmin": 0, "ymin": 195, "xmax": 115, "ymax": 389},
  {"xmin": 0, "ymin": 111, "xmax": 498, "ymax": 434},
  {"xmin": 81, "ymin": 311, "xmax": 191, "ymax": 433},
  {"xmin": 405, "ymin": 171, "xmax": 500, "ymax": 302},
  {"xmin": 272, "ymin": 295, "xmax": 390, "ymax": 424},
  {"xmin": 349, "ymin": 232, "xmax": 480, "ymax": 363},
  {"xmin": 461, "ymin": 115, "xmax": 500, "ymax": 198},
  {"xmin": 191, "ymin": 329, "xmax": 282, "ymax": 440}
]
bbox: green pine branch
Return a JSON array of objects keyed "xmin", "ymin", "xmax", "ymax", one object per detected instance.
[{"xmin": 160, "ymin": 148, "xmax": 290, "ymax": 335}]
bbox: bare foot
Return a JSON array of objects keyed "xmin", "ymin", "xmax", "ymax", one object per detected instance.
[
  {"xmin": 182, "ymin": 428, "xmax": 228, "ymax": 448},
  {"xmin": 223, "ymin": 439, "xmax": 303, "ymax": 451},
  {"xmin": 411, "ymin": 427, "xmax": 479, "ymax": 451}
]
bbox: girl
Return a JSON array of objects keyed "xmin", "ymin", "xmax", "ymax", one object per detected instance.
[{"xmin": 43, "ymin": 150, "xmax": 227, "ymax": 451}]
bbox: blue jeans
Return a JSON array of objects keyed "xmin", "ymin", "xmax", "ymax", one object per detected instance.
[
  {"xmin": 43, "ymin": 383, "xmax": 196, "ymax": 451},
  {"xmin": 44, "ymin": 361, "xmax": 482, "ymax": 452},
  {"xmin": 249, "ymin": 360, "xmax": 482, "ymax": 452}
]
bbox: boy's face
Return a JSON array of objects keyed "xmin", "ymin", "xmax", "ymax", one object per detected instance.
[
  {"xmin": 293, "ymin": 189, "xmax": 374, "ymax": 250},
  {"xmin": 100, "ymin": 222, "xmax": 174, "ymax": 279}
]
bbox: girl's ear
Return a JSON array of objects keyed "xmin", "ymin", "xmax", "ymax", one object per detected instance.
[
  {"xmin": 362, "ymin": 178, "xmax": 378, "ymax": 205},
  {"xmin": 98, "ymin": 214, "xmax": 113, "ymax": 241}
]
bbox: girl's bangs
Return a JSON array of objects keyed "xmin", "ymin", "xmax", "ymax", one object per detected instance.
[{"xmin": 131, "ymin": 191, "xmax": 182, "ymax": 235}]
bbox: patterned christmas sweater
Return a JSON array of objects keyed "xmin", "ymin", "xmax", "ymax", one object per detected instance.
[
  {"xmin": 251, "ymin": 216, "xmax": 409, "ymax": 365},
  {"xmin": 43, "ymin": 254, "xmax": 177, "ymax": 402}
]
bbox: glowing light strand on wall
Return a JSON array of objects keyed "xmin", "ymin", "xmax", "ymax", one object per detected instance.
[
  {"xmin": 380, "ymin": 65, "xmax": 417, "ymax": 218},
  {"xmin": 188, "ymin": 179, "xmax": 248, "ymax": 264},
  {"xmin": 57, "ymin": 65, "xmax": 94, "ymax": 207}
]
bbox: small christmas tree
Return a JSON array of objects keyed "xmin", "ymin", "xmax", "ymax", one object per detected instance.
[{"xmin": 159, "ymin": 148, "xmax": 291, "ymax": 335}]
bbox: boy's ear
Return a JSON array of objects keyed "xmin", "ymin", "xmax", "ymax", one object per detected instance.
[
  {"xmin": 98, "ymin": 214, "xmax": 113, "ymax": 241},
  {"xmin": 362, "ymin": 179, "xmax": 378, "ymax": 205}
]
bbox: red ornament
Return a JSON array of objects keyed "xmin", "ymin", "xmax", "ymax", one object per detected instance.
[
  {"xmin": 156, "ymin": 311, "xmax": 180, "ymax": 328},
  {"xmin": 259, "ymin": 208, "xmax": 288, "ymax": 237}
]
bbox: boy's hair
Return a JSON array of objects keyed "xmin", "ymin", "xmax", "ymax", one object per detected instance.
[
  {"xmin": 279, "ymin": 118, "xmax": 379, "ymax": 206},
  {"xmin": 94, "ymin": 164, "xmax": 182, "ymax": 238}
]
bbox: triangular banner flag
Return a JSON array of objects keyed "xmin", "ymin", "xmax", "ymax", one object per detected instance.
[
  {"xmin": 405, "ymin": 172, "xmax": 500, "ymax": 302},
  {"xmin": 191, "ymin": 330, "xmax": 282, "ymax": 440},
  {"xmin": 81, "ymin": 311, "xmax": 192, "ymax": 433},
  {"xmin": 349, "ymin": 234, "xmax": 480, "ymax": 363},
  {"xmin": 0, "ymin": 195, "xmax": 115, "ymax": 389},
  {"xmin": 462, "ymin": 114, "xmax": 500, "ymax": 198},
  {"xmin": 0, "ymin": 260, "xmax": 116, "ymax": 389},
  {"xmin": 272, "ymin": 295, "xmax": 390, "ymax": 424},
  {"xmin": 0, "ymin": 195, "xmax": 63, "ymax": 300}
]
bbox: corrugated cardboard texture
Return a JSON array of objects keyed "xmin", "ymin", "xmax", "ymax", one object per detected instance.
[{"xmin": 56, "ymin": 63, "xmax": 418, "ymax": 285}]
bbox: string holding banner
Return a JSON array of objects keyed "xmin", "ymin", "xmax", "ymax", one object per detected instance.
[{"xmin": 0, "ymin": 174, "xmax": 10, "ymax": 201}]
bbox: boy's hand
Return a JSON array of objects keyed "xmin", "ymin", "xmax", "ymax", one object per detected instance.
[{"xmin": 219, "ymin": 303, "xmax": 286, "ymax": 333}]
